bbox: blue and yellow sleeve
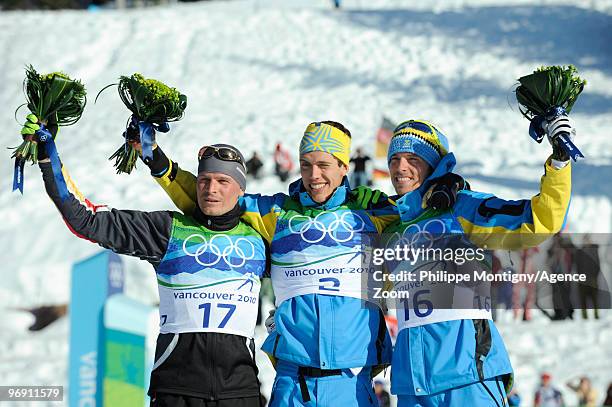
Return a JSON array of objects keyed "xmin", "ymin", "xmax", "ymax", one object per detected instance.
[
  {"xmin": 349, "ymin": 186, "xmax": 400, "ymax": 233},
  {"xmin": 153, "ymin": 162, "xmax": 284, "ymax": 243},
  {"xmin": 364, "ymin": 197, "xmax": 400, "ymax": 233},
  {"xmin": 239, "ymin": 193, "xmax": 286, "ymax": 244},
  {"xmin": 155, "ymin": 161, "xmax": 199, "ymax": 215},
  {"xmin": 454, "ymin": 157, "xmax": 571, "ymax": 249}
]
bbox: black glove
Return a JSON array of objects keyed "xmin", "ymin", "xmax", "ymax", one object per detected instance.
[
  {"xmin": 123, "ymin": 115, "xmax": 141, "ymax": 143},
  {"xmin": 423, "ymin": 173, "xmax": 470, "ymax": 211},
  {"xmin": 37, "ymin": 114, "xmax": 59, "ymax": 161}
]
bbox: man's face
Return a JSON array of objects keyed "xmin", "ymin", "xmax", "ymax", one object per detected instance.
[
  {"xmin": 389, "ymin": 152, "xmax": 432, "ymax": 195},
  {"xmin": 196, "ymin": 172, "xmax": 244, "ymax": 216},
  {"xmin": 300, "ymin": 151, "xmax": 348, "ymax": 203}
]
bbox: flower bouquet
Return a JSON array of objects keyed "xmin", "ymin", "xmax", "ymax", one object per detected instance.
[
  {"xmin": 97, "ymin": 73, "xmax": 187, "ymax": 174},
  {"xmin": 11, "ymin": 65, "xmax": 86, "ymax": 194},
  {"xmin": 515, "ymin": 65, "xmax": 586, "ymax": 161}
]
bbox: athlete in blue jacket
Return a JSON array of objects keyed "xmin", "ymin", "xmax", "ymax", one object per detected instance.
[
  {"xmin": 364, "ymin": 118, "xmax": 573, "ymax": 407},
  {"xmin": 140, "ymin": 120, "xmax": 466, "ymax": 406}
]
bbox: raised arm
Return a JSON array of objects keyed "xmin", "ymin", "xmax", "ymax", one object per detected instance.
[
  {"xmin": 144, "ymin": 144, "xmax": 284, "ymax": 243},
  {"xmin": 454, "ymin": 156, "xmax": 571, "ymax": 250},
  {"xmin": 147, "ymin": 145, "xmax": 199, "ymax": 215},
  {"xmin": 24, "ymin": 111, "xmax": 173, "ymax": 266},
  {"xmin": 40, "ymin": 160, "xmax": 173, "ymax": 265}
]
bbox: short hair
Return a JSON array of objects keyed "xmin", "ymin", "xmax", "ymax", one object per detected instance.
[{"xmin": 321, "ymin": 120, "xmax": 352, "ymax": 138}]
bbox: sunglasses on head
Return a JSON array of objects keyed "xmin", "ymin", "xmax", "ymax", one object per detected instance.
[
  {"xmin": 198, "ymin": 145, "xmax": 245, "ymax": 167},
  {"xmin": 395, "ymin": 120, "xmax": 438, "ymax": 136}
]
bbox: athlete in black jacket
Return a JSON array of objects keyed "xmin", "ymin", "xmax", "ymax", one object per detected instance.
[{"xmin": 27, "ymin": 114, "xmax": 266, "ymax": 407}]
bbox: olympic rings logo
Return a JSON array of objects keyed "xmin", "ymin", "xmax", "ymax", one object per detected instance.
[
  {"xmin": 288, "ymin": 212, "xmax": 367, "ymax": 243},
  {"xmin": 388, "ymin": 219, "xmax": 447, "ymax": 251},
  {"xmin": 183, "ymin": 234, "xmax": 256, "ymax": 268}
]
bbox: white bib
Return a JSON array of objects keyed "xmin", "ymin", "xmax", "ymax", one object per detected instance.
[
  {"xmin": 391, "ymin": 275, "xmax": 492, "ymax": 331},
  {"xmin": 272, "ymin": 248, "xmax": 381, "ymax": 305},
  {"xmin": 271, "ymin": 209, "xmax": 382, "ymax": 306},
  {"xmin": 158, "ymin": 276, "xmax": 261, "ymax": 337}
]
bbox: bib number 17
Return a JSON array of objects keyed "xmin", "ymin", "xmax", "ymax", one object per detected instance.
[{"xmin": 199, "ymin": 302, "xmax": 236, "ymax": 328}]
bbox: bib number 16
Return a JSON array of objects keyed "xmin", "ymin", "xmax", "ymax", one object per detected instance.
[{"xmin": 400, "ymin": 289, "xmax": 433, "ymax": 320}]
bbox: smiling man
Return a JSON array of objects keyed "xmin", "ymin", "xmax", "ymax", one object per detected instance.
[
  {"xmin": 149, "ymin": 121, "xmax": 394, "ymax": 406},
  {"xmin": 389, "ymin": 151, "xmax": 431, "ymax": 194},
  {"xmin": 300, "ymin": 151, "xmax": 348, "ymax": 202},
  {"xmin": 143, "ymin": 119, "xmax": 471, "ymax": 406},
  {"xmin": 368, "ymin": 118, "xmax": 573, "ymax": 407}
]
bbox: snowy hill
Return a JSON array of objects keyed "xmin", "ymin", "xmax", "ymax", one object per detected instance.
[{"xmin": 1, "ymin": 0, "xmax": 611, "ymax": 405}]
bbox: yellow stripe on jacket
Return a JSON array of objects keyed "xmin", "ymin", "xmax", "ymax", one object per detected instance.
[{"xmin": 455, "ymin": 158, "xmax": 571, "ymax": 250}]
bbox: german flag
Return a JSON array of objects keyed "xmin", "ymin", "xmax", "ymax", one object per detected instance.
[{"xmin": 375, "ymin": 116, "xmax": 395, "ymax": 158}]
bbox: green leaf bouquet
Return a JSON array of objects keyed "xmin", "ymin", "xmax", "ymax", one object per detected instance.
[
  {"xmin": 98, "ymin": 73, "xmax": 187, "ymax": 174},
  {"xmin": 12, "ymin": 65, "xmax": 86, "ymax": 165},
  {"xmin": 515, "ymin": 65, "xmax": 586, "ymax": 161}
]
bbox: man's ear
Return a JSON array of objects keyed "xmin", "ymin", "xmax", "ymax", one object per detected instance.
[{"xmin": 341, "ymin": 163, "xmax": 349, "ymax": 176}]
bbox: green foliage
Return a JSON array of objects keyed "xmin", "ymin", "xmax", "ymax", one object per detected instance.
[
  {"xmin": 23, "ymin": 65, "xmax": 87, "ymax": 127},
  {"xmin": 516, "ymin": 65, "xmax": 586, "ymax": 119},
  {"xmin": 11, "ymin": 66, "xmax": 86, "ymax": 164},
  {"xmin": 108, "ymin": 143, "xmax": 141, "ymax": 175},
  {"xmin": 117, "ymin": 73, "xmax": 187, "ymax": 123},
  {"xmin": 97, "ymin": 73, "xmax": 187, "ymax": 174}
]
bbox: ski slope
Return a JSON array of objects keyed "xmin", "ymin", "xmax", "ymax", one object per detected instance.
[{"xmin": 1, "ymin": 0, "xmax": 611, "ymax": 405}]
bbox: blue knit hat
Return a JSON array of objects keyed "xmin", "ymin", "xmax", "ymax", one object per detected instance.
[{"xmin": 387, "ymin": 120, "xmax": 450, "ymax": 168}]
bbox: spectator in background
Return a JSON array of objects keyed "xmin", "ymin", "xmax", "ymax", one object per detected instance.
[
  {"xmin": 566, "ymin": 376, "xmax": 597, "ymax": 407},
  {"xmin": 273, "ymin": 142, "xmax": 293, "ymax": 182},
  {"xmin": 246, "ymin": 151, "xmax": 264, "ymax": 179},
  {"xmin": 349, "ymin": 147, "xmax": 371, "ymax": 187},
  {"xmin": 548, "ymin": 234, "xmax": 575, "ymax": 320},
  {"xmin": 507, "ymin": 388, "xmax": 521, "ymax": 406},
  {"xmin": 374, "ymin": 379, "xmax": 391, "ymax": 407},
  {"xmin": 513, "ymin": 247, "xmax": 539, "ymax": 321},
  {"xmin": 574, "ymin": 234, "xmax": 601, "ymax": 319},
  {"xmin": 534, "ymin": 372, "xmax": 563, "ymax": 407},
  {"xmin": 491, "ymin": 254, "xmax": 514, "ymax": 321},
  {"xmin": 603, "ymin": 382, "xmax": 612, "ymax": 407},
  {"xmin": 490, "ymin": 252, "xmax": 503, "ymax": 321}
]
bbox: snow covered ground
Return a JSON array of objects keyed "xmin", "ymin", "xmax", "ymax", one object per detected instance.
[{"xmin": 1, "ymin": 0, "xmax": 611, "ymax": 405}]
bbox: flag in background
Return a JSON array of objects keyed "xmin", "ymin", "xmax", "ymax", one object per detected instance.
[
  {"xmin": 375, "ymin": 116, "xmax": 395, "ymax": 158},
  {"xmin": 373, "ymin": 116, "xmax": 396, "ymax": 179}
]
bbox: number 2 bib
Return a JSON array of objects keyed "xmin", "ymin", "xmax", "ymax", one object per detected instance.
[{"xmin": 270, "ymin": 209, "xmax": 380, "ymax": 306}]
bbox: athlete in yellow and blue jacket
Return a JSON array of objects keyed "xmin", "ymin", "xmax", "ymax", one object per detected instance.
[
  {"xmin": 142, "ymin": 121, "xmax": 406, "ymax": 407},
  {"xmin": 145, "ymin": 115, "xmax": 571, "ymax": 406},
  {"xmin": 363, "ymin": 118, "xmax": 572, "ymax": 407}
]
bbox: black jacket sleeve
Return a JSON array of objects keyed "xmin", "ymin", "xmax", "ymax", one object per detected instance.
[{"xmin": 40, "ymin": 161, "xmax": 173, "ymax": 266}]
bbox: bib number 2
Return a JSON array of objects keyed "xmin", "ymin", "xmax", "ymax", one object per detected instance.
[{"xmin": 318, "ymin": 277, "xmax": 340, "ymax": 292}]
